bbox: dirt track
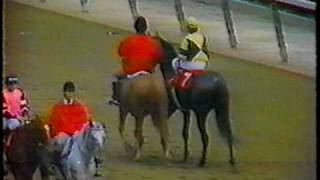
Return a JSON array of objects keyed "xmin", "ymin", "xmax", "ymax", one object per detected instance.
[{"xmin": 4, "ymin": 1, "xmax": 316, "ymax": 179}]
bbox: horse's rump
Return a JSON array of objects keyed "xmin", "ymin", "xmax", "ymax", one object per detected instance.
[{"xmin": 121, "ymin": 75, "xmax": 168, "ymax": 114}]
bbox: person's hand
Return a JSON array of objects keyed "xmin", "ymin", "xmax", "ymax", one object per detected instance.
[
  {"xmin": 73, "ymin": 130, "xmax": 80, "ymax": 136},
  {"xmin": 3, "ymin": 111, "xmax": 14, "ymax": 119},
  {"xmin": 21, "ymin": 109, "xmax": 30, "ymax": 117}
]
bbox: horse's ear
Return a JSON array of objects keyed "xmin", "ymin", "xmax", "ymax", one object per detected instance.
[
  {"xmin": 35, "ymin": 114, "xmax": 41, "ymax": 120},
  {"xmin": 89, "ymin": 120, "xmax": 94, "ymax": 127},
  {"xmin": 101, "ymin": 122, "xmax": 106, "ymax": 129}
]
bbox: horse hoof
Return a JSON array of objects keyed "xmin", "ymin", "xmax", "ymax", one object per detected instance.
[
  {"xmin": 164, "ymin": 151, "xmax": 172, "ymax": 160},
  {"xmin": 182, "ymin": 152, "xmax": 190, "ymax": 162},
  {"xmin": 198, "ymin": 160, "xmax": 206, "ymax": 167},
  {"xmin": 181, "ymin": 158, "xmax": 188, "ymax": 163},
  {"xmin": 133, "ymin": 151, "xmax": 141, "ymax": 161},
  {"xmin": 229, "ymin": 159, "xmax": 236, "ymax": 167},
  {"xmin": 94, "ymin": 172, "xmax": 103, "ymax": 177}
]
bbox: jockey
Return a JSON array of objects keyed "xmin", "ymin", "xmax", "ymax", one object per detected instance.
[
  {"xmin": 108, "ymin": 16, "xmax": 163, "ymax": 106},
  {"xmin": 45, "ymin": 81, "xmax": 103, "ymax": 176},
  {"xmin": 2, "ymin": 74, "xmax": 31, "ymax": 131},
  {"xmin": 173, "ymin": 17, "xmax": 210, "ymax": 72},
  {"xmin": 2, "ymin": 74, "xmax": 30, "ymax": 176}
]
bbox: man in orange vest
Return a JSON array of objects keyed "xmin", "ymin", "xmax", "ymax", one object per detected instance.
[
  {"xmin": 108, "ymin": 16, "xmax": 163, "ymax": 106},
  {"xmin": 45, "ymin": 81, "xmax": 103, "ymax": 176}
]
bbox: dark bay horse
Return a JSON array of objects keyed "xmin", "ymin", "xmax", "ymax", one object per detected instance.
[
  {"xmin": 118, "ymin": 74, "xmax": 170, "ymax": 160},
  {"xmin": 5, "ymin": 115, "xmax": 50, "ymax": 180},
  {"xmin": 156, "ymin": 35, "xmax": 236, "ymax": 167}
]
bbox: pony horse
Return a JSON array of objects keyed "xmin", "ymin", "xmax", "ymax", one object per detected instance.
[
  {"xmin": 117, "ymin": 73, "xmax": 171, "ymax": 160},
  {"xmin": 50, "ymin": 121, "xmax": 107, "ymax": 180}
]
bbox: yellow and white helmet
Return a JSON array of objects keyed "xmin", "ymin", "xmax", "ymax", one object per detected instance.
[{"xmin": 185, "ymin": 16, "xmax": 200, "ymax": 29}]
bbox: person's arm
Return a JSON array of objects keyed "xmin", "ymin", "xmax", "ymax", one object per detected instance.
[
  {"xmin": 2, "ymin": 93, "xmax": 11, "ymax": 118},
  {"xmin": 46, "ymin": 104, "xmax": 60, "ymax": 138},
  {"xmin": 118, "ymin": 41, "xmax": 124, "ymax": 58},
  {"xmin": 178, "ymin": 37, "xmax": 190, "ymax": 60},
  {"xmin": 202, "ymin": 35, "xmax": 210, "ymax": 59},
  {"xmin": 19, "ymin": 88, "xmax": 31, "ymax": 118}
]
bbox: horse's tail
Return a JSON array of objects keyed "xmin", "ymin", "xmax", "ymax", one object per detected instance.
[
  {"xmin": 213, "ymin": 79, "xmax": 235, "ymax": 145},
  {"xmin": 215, "ymin": 100, "xmax": 234, "ymax": 145}
]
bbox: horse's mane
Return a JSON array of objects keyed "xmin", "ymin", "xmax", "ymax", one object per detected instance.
[{"xmin": 158, "ymin": 37, "xmax": 177, "ymax": 61}]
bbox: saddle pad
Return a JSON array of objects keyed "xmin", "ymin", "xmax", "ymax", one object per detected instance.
[{"xmin": 170, "ymin": 70, "xmax": 207, "ymax": 90}]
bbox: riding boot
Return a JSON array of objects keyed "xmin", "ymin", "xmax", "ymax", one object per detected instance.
[{"xmin": 108, "ymin": 81, "xmax": 121, "ymax": 106}]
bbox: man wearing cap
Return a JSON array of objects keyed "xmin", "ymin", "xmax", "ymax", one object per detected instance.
[
  {"xmin": 173, "ymin": 16, "xmax": 210, "ymax": 71},
  {"xmin": 45, "ymin": 81, "xmax": 103, "ymax": 176},
  {"xmin": 2, "ymin": 74, "xmax": 31, "ymax": 131},
  {"xmin": 45, "ymin": 81, "xmax": 102, "ymax": 176},
  {"xmin": 46, "ymin": 81, "xmax": 91, "ymax": 139},
  {"xmin": 108, "ymin": 16, "xmax": 163, "ymax": 106}
]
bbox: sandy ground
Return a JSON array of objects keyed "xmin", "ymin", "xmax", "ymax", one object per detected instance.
[
  {"xmin": 10, "ymin": 0, "xmax": 316, "ymax": 78},
  {"xmin": 3, "ymin": 1, "xmax": 316, "ymax": 179}
]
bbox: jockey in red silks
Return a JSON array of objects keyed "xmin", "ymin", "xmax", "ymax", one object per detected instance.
[
  {"xmin": 45, "ymin": 81, "xmax": 103, "ymax": 176},
  {"xmin": 108, "ymin": 16, "xmax": 163, "ymax": 106},
  {"xmin": 2, "ymin": 74, "xmax": 31, "ymax": 131},
  {"xmin": 2, "ymin": 74, "xmax": 31, "ymax": 175}
]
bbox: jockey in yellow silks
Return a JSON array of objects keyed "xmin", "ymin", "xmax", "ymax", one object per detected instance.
[{"xmin": 173, "ymin": 17, "xmax": 210, "ymax": 71}]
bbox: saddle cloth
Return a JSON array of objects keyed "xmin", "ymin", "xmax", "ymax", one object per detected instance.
[{"xmin": 170, "ymin": 69, "xmax": 207, "ymax": 90}]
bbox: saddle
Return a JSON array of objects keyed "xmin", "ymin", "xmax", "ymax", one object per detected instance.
[
  {"xmin": 126, "ymin": 71, "xmax": 151, "ymax": 79},
  {"xmin": 169, "ymin": 69, "xmax": 207, "ymax": 91}
]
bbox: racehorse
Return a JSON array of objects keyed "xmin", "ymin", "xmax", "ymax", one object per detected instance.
[
  {"xmin": 155, "ymin": 35, "xmax": 236, "ymax": 167},
  {"xmin": 51, "ymin": 121, "xmax": 107, "ymax": 180},
  {"xmin": 117, "ymin": 74, "xmax": 171, "ymax": 160},
  {"xmin": 4, "ymin": 115, "xmax": 50, "ymax": 180}
]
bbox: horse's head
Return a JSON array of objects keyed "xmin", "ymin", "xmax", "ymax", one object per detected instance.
[
  {"xmin": 27, "ymin": 114, "xmax": 49, "ymax": 145},
  {"xmin": 86, "ymin": 121, "xmax": 107, "ymax": 150}
]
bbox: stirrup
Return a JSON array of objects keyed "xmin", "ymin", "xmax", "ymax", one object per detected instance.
[{"xmin": 108, "ymin": 99, "xmax": 120, "ymax": 106}]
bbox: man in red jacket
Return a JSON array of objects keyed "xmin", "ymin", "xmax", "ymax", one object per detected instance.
[
  {"xmin": 108, "ymin": 16, "xmax": 163, "ymax": 106},
  {"xmin": 47, "ymin": 81, "xmax": 90, "ymax": 138},
  {"xmin": 46, "ymin": 81, "xmax": 103, "ymax": 176}
]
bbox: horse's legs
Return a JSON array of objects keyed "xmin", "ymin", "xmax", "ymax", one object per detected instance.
[
  {"xmin": 119, "ymin": 109, "xmax": 128, "ymax": 141},
  {"xmin": 195, "ymin": 110, "xmax": 210, "ymax": 167},
  {"xmin": 182, "ymin": 110, "xmax": 191, "ymax": 162},
  {"xmin": 80, "ymin": 0, "xmax": 85, "ymax": 6},
  {"xmin": 160, "ymin": 122, "xmax": 171, "ymax": 159},
  {"xmin": 134, "ymin": 117, "xmax": 144, "ymax": 160},
  {"xmin": 39, "ymin": 164, "xmax": 51, "ymax": 180},
  {"xmin": 151, "ymin": 113, "xmax": 171, "ymax": 159},
  {"xmin": 10, "ymin": 162, "xmax": 36, "ymax": 180}
]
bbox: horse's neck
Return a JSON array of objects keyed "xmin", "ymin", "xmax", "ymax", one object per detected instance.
[
  {"xmin": 160, "ymin": 63, "xmax": 175, "ymax": 81},
  {"xmin": 78, "ymin": 131, "xmax": 98, "ymax": 160}
]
